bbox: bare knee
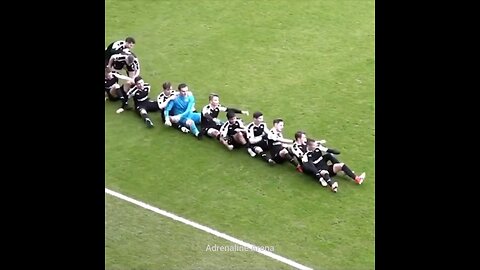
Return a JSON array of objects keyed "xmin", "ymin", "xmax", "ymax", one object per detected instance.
[
  {"xmin": 333, "ymin": 163, "xmax": 344, "ymax": 172},
  {"xmin": 185, "ymin": 119, "xmax": 194, "ymax": 127}
]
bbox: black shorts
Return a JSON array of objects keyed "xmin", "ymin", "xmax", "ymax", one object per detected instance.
[
  {"xmin": 136, "ymin": 101, "xmax": 160, "ymax": 113},
  {"xmin": 249, "ymin": 140, "xmax": 269, "ymax": 151},
  {"xmin": 225, "ymin": 135, "xmax": 244, "ymax": 148},
  {"xmin": 314, "ymin": 161, "xmax": 337, "ymax": 176},
  {"xmin": 202, "ymin": 122, "xmax": 221, "ymax": 137},
  {"xmin": 270, "ymin": 147, "xmax": 287, "ymax": 164}
]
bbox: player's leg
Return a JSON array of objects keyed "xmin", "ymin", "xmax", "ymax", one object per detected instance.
[
  {"xmin": 302, "ymin": 162, "xmax": 327, "ymax": 186},
  {"xmin": 279, "ymin": 148, "xmax": 302, "ymax": 172},
  {"xmin": 180, "ymin": 117, "xmax": 201, "ymax": 138},
  {"xmin": 332, "ymin": 162, "xmax": 366, "ymax": 184},
  {"xmin": 137, "ymin": 103, "xmax": 154, "ymax": 128},
  {"xmin": 317, "ymin": 163, "xmax": 338, "ymax": 192},
  {"xmin": 220, "ymin": 136, "xmax": 234, "ymax": 150},
  {"xmin": 232, "ymin": 132, "xmax": 247, "ymax": 147},
  {"xmin": 253, "ymin": 145, "xmax": 274, "ymax": 164}
]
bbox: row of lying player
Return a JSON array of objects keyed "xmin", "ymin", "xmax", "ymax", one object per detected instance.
[{"xmin": 104, "ymin": 73, "xmax": 366, "ymax": 193}]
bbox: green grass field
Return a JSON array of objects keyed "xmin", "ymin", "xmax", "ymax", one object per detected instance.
[{"xmin": 105, "ymin": 0, "xmax": 375, "ymax": 269}]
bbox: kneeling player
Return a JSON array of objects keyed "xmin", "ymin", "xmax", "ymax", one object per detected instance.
[{"xmin": 219, "ymin": 111, "xmax": 247, "ymax": 150}]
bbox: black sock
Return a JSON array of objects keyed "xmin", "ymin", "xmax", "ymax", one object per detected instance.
[
  {"xmin": 284, "ymin": 153, "xmax": 299, "ymax": 166},
  {"xmin": 322, "ymin": 173, "xmax": 333, "ymax": 186},
  {"xmin": 342, "ymin": 164, "xmax": 356, "ymax": 179},
  {"xmin": 117, "ymin": 86, "xmax": 129, "ymax": 108},
  {"xmin": 260, "ymin": 152, "xmax": 270, "ymax": 162}
]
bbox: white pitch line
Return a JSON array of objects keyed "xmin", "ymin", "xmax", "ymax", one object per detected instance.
[{"xmin": 105, "ymin": 188, "xmax": 314, "ymax": 270}]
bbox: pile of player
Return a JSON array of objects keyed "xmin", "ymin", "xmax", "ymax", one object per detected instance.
[{"xmin": 104, "ymin": 37, "xmax": 366, "ymax": 193}]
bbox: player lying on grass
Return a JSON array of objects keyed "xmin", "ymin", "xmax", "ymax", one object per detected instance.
[
  {"xmin": 219, "ymin": 111, "xmax": 248, "ymax": 150},
  {"xmin": 105, "ymin": 37, "xmax": 135, "ymax": 66},
  {"xmin": 201, "ymin": 93, "xmax": 249, "ymax": 139},
  {"xmin": 266, "ymin": 118, "xmax": 302, "ymax": 172},
  {"xmin": 245, "ymin": 111, "xmax": 275, "ymax": 164},
  {"xmin": 302, "ymin": 138, "xmax": 340, "ymax": 192},
  {"xmin": 288, "ymin": 131, "xmax": 333, "ymax": 176},
  {"xmin": 164, "ymin": 83, "xmax": 202, "ymax": 139},
  {"xmin": 104, "ymin": 67, "xmax": 134, "ymax": 103}
]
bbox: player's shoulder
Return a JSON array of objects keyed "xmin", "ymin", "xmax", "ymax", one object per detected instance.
[{"xmin": 246, "ymin": 122, "xmax": 254, "ymax": 128}]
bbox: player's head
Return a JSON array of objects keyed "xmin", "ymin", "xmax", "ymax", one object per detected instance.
[
  {"xmin": 227, "ymin": 111, "xmax": 237, "ymax": 124},
  {"xmin": 306, "ymin": 138, "xmax": 317, "ymax": 151},
  {"xmin": 209, "ymin": 93, "xmax": 220, "ymax": 106},
  {"xmin": 134, "ymin": 76, "xmax": 144, "ymax": 88},
  {"xmin": 125, "ymin": 37, "xmax": 136, "ymax": 49},
  {"xmin": 126, "ymin": 55, "xmax": 135, "ymax": 66},
  {"xmin": 162, "ymin": 82, "xmax": 172, "ymax": 94},
  {"xmin": 273, "ymin": 118, "xmax": 284, "ymax": 132},
  {"xmin": 178, "ymin": 83, "xmax": 189, "ymax": 96},
  {"xmin": 294, "ymin": 131, "xmax": 307, "ymax": 144},
  {"xmin": 253, "ymin": 111, "xmax": 264, "ymax": 125}
]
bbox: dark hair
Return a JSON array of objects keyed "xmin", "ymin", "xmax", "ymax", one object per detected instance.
[
  {"xmin": 294, "ymin": 131, "xmax": 305, "ymax": 140},
  {"xmin": 272, "ymin": 118, "xmax": 283, "ymax": 125},
  {"xmin": 134, "ymin": 76, "xmax": 143, "ymax": 83},
  {"xmin": 162, "ymin": 82, "xmax": 171, "ymax": 90},
  {"xmin": 209, "ymin": 93, "xmax": 219, "ymax": 101},
  {"xmin": 178, "ymin": 83, "xmax": 188, "ymax": 91},
  {"xmin": 125, "ymin": 37, "xmax": 136, "ymax": 43},
  {"xmin": 306, "ymin": 138, "xmax": 316, "ymax": 144},
  {"xmin": 226, "ymin": 111, "xmax": 236, "ymax": 120},
  {"xmin": 253, "ymin": 112, "xmax": 263, "ymax": 119},
  {"xmin": 126, "ymin": 55, "xmax": 135, "ymax": 64}
]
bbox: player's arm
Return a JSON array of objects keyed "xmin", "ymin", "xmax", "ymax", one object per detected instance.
[
  {"xmin": 234, "ymin": 120, "xmax": 247, "ymax": 133},
  {"xmin": 317, "ymin": 144, "xmax": 340, "ymax": 155},
  {"xmin": 164, "ymin": 100, "xmax": 174, "ymax": 125},
  {"xmin": 111, "ymin": 73, "xmax": 134, "ymax": 84},
  {"xmin": 220, "ymin": 106, "xmax": 249, "ymax": 116}
]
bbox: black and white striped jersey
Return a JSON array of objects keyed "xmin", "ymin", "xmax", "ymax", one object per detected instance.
[
  {"xmin": 157, "ymin": 90, "xmax": 177, "ymax": 108},
  {"xmin": 202, "ymin": 104, "xmax": 228, "ymax": 118},
  {"xmin": 245, "ymin": 122, "xmax": 268, "ymax": 144},
  {"xmin": 289, "ymin": 142, "xmax": 307, "ymax": 159},
  {"xmin": 302, "ymin": 147, "xmax": 325, "ymax": 165},
  {"xmin": 201, "ymin": 104, "xmax": 229, "ymax": 126},
  {"xmin": 267, "ymin": 128, "xmax": 286, "ymax": 152},
  {"xmin": 109, "ymin": 52, "xmax": 140, "ymax": 73},
  {"xmin": 219, "ymin": 119, "xmax": 245, "ymax": 138},
  {"xmin": 128, "ymin": 83, "xmax": 151, "ymax": 106},
  {"xmin": 105, "ymin": 40, "xmax": 126, "ymax": 56}
]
